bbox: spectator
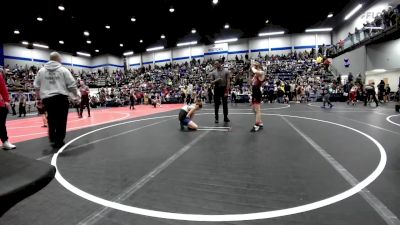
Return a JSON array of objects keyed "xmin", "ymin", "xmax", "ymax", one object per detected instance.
[
  {"xmin": 348, "ymin": 72, "xmax": 354, "ymax": 83},
  {"xmin": 364, "ymin": 82, "xmax": 379, "ymax": 107},
  {"xmin": 10, "ymin": 98, "xmax": 16, "ymax": 116},
  {"xmin": 0, "ymin": 68, "xmax": 16, "ymax": 150},
  {"xmin": 377, "ymin": 80, "xmax": 386, "ymax": 102},
  {"xmin": 385, "ymin": 84, "xmax": 391, "ymax": 102},
  {"xmin": 34, "ymin": 52, "xmax": 80, "ymax": 149},
  {"xmin": 18, "ymin": 90, "xmax": 26, "ymax": 117}
]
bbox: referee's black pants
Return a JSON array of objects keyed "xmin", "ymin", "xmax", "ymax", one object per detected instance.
[
  {"xmin": 43, "ymin": 95, "xmax": 69, "ymax": 146},
  {"xmin": 214, "ymin": 86, "xmax": 228, "ymax": 120}
]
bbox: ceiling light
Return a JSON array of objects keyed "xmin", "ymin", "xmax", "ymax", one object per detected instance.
[
  {"xmin": 372, "ymin": 69, "xmax": 386, "ymax": 73},
  {"xmin": 105, "ymin": 25, "xmax": 110, "ymax": 29},
  {"xmin": 33, "ymin": 43, "xmax": 49, "ymax": 49},
  {"xmin": 146, "ymin": 46, "xmax": 164, "ymax": 52},
  {"xmin": 14, "ymin": 30, "xmax": 20, "ymax": 34},
  {"xmin": 95, "ymin": 49, "xmax": 99, "ymax": 53},
  {"xmin": 161, "ymin": 34, "xmax": 166, "ymax": 39},
  {"xmin": 169, "ymin": 7, "xmax": 175, "ymax": 13},
  {"xmin": 212, "ymin": 0, "xmax": 218, "ymax": 4},
  {"xmin": 344, "ymin": 4, "xmax": 363, "ymax": 21},
  {"xmin": 22, "ymin": 41, "xmax": 29, "ymax": 45},
  {"xmin": 305, "ymin": 28, "xmax": 333, "ymax": 32},
  {"xmin": 191, "ymin": 29, "xmax": 196, "ymax": 34},
  {"xmin": 259, "ymin": 31, "xmax": 285, "ymax": 36},
  {"xmin": 265, "ymin": 20, "xmax": 269, "ymax": 24},
  {"xmin": 77, "ymin": 52, "xmax": 91, "ymax": 57},
  {"xmin": 131, "ymin": 17, "xmax": 136, "ymax": 22},
  {"xmin": 59, "ymin": 40, "xmax": 64, "ymax": 44},
  {"xmin": 327, "ymin": 13, "xmax": 333, "ymax": 18},
  {"xmin": 83, "ymin": 31, "xmax": 90, "ymax": 36},
  {"xmin": 58, "ymin": 5, "xmax": 65, "ymax": 11},
  {"xmin": 37, "ymin": 17, "xmax": 43, "ymax": 22},
  {"xmin": 215, "ymin": 38, "xmax": 238, "ymax": 44},
  {"xmin": 224, "ymin": 24, "xmax": 229, "ymax": 29},
  {"xmin": 86, "ymin": 40, "xmax": 91, "ymax": 44},
  {"xmin": 140, "ymin": 40, "xmax": 143, "ymax": 43},
  {"xmin": 177, "ymin": 41, "xmax": 198, "ymax": 47},
  {"xmin": 120, "ymin": 43, "xmax": 123, "ymax": 47},
  {"xmin": 123, "ymin": 51, "xmax": 134, "ymax": 56}
]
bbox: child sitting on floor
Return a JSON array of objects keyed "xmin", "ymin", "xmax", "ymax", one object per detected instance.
[{"xmin": 178, "ymin": 99, "xmax": 203, "ymax": 131}]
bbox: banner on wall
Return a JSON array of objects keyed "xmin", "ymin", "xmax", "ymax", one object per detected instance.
[
  {"xmin": 206, "ymin": 43, "xmax": 228, "ymax": 53},
  {"xmin": 353, "ymin": 2, "xmax": 389, "ymax": 30},
  {"xmin": 205, "ymin": 43, "xmax": 228, "ymax": 60}
]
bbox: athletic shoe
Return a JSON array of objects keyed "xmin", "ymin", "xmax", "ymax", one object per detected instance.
[
  {"xmin": 224, "ymin": 118, "xmax": 230, "ymax": 123},
  {"xmin": 215, "ymin": 119, "xmax": 219, "ymax": 124},
  {"xmin": 330, "ymin": 104, "xmax": 333, "ymax": 108},
  {"xmin": 250, "ymin": 125, "xmax": 260, "ymax": 132},
  {"xmin": 3, "ymin": 141, "xmax": 16, "ymax": 150}
]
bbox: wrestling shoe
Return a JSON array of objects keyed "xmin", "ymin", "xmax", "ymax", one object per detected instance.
[{"xmin": 250, "ymin": 125, "xmax": 260, "ymax": 132}]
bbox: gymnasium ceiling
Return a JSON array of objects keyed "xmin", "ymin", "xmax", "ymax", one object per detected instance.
[{"xmin": 2, "ymin": 0, "xmax": 376, "ymax": 56}]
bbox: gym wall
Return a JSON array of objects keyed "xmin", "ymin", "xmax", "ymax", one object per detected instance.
[
  {"xmin": 2, "ymin": 32, "xmax": 332, "ymax": 70},
  {"xmin": 3, "ymin": 44, "xmax": 92, "ymax": 72},
  {"xmin": 332, "ymin": 38, "xmax": 400, "ymax": 88}
]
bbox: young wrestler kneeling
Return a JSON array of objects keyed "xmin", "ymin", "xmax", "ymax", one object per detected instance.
[{"xmin": 178, "ymin": 100, "xmax": 203, "ymax": 131}]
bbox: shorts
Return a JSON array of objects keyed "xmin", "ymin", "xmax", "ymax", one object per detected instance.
[
  {"xmin": 181, "ymin": 117, "xmax": 191, "ymax": 126},
  {"xmin": 252, "ymin": 86, "xmax": 262, "ymax": 104},
  {"xmin": 178, "ymin": 109, "xmax": 191, "ymax": 126}
]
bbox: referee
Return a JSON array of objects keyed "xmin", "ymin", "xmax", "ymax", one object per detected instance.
[
  {"xmin": 208, "ymin": 60, "xmax": 231, "ymax": 123},
  {"xmin": 34, "ymin": 52, "xmax": 80, "ymax": 149}
]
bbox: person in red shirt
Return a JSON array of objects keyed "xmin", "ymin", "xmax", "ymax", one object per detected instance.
[
  {"xmin": 250, "ymin": 62, "xmax": 266, "ymax": 132},
  {"xmin": 0, "ymin": 69, "xmax": 16, "ymax": 150}
]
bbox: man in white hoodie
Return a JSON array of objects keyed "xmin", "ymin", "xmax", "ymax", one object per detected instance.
[{"xmin": 34, "ymin": 52, "xmax": 80, "ymax": 149}]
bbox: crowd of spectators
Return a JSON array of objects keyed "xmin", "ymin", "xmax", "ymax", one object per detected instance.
[
  {"xmin": 1, "ymin": 45, "xmax": 399, "ymax": 114},
  {"xmin": 328, "ymin": 4, "xmax": 400, "ymax": 56}
]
